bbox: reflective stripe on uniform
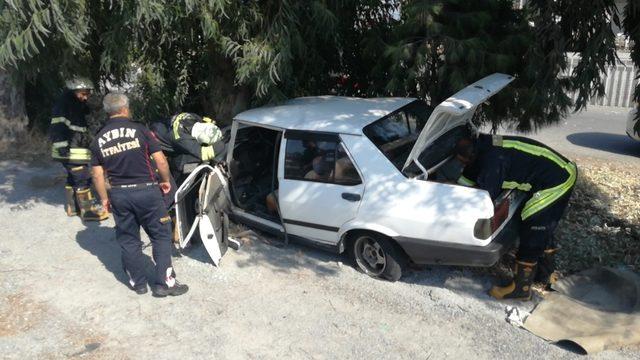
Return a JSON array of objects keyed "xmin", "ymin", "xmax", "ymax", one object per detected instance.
[
  {"xmin": 52, "ymin": 141, "xmax": 69, "ymax": 148},
  {"xmin": 457, "ymin": 175, "xmax": 476, "ymax": 186},
  {"xmin": 172, "ymin": 113, "xmax": 190, "ymax": 139},
  {"xmin": 50, "ymin": 116, "xmax": 87, "ymax": 132},
  {"xmin": 495, "ymin": 137, "xmax": 577, "ymax": 220},
  {"xmin": 501, "ymin": 181, "xmax": 532, "ymax": 192},
  {"xmin": 51, "ymin": 147, "xmax": 92, "ymax": 162}
]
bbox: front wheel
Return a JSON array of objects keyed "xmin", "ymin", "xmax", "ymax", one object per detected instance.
[{"xmin": 349, "ymin": 232, "xmax": 407, "ymax": 282}]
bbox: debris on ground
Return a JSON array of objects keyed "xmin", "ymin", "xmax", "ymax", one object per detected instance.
[{"xmin": 556, "ymin": 160, "xmax": 640, "ymax": 274}]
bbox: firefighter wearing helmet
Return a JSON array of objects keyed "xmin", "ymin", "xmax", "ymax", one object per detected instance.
[{"xmin": 49, "ymin": 77, "xmax": 108, "ymax": 221}]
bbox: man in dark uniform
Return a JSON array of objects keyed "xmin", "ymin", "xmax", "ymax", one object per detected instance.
[
  {"xmin": 90, "ymin": 93, "xmax": 188, "ymax": 297},
  {"xmin": 49, "ymin": 77, "xmax": 108, "ymax": 221},
  {"xmin": 455, "ymin": 134, "xmax": 577, "ymax": 300}
]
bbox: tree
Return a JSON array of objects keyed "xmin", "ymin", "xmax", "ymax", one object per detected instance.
[
  {"xmin": 386, "ymin": 0, "xmax": 623, "ymax": 132},
  {"xmin": 0, "ymin": 0, "xmax": 90, "ymax": 141},
  {"xmin": 0, "ymin": 0, "xmax": 638, "ymax": 142}
]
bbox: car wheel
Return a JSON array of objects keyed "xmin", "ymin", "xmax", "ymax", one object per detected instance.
[{"xmin": 350, "ymin": 232, "xmax": 406, "ymax": 282}]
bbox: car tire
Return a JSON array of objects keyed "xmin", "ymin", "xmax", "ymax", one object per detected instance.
[{"xmin": 349, "ymin": 232, "xmax": 407, "ymax": 282}]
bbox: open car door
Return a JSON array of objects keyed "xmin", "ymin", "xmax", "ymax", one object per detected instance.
[
  {"xmin": 402, "ymin": 73, "xmax": 515, "ymax": 175},
  {"xmin": 175, "ymin": 164, "xmax": 231, "ymax": 266}
]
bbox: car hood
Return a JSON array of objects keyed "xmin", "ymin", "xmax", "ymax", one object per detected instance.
[{"xmin": 402, "ymin": 73, "xmax": 515, "ymax": 173}]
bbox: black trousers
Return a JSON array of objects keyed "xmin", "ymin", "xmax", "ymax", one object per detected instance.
[
  {"xmin": 62, "ymin": 162, "xmax": 91, "ymax": 189},
  {"xmin": 109, "ymin": 185, "xmax": 174, "ymax": 287},
  {"xmin": 517, "ymin": 188, "xmax": 574, "ymax": 262}
]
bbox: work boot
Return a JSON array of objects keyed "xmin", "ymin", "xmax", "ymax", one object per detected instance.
[
  {"xmin": 133, "ymin": 284, "xmax": 148, "ymax": 295},
  {"xmin": 152, "ymin": 280, "xmax": 189, "ymax": 297},
  {"xmin": 535, "ymin": 247, "xmax": 560, "ymax": 288},
  {"xmin": 489, "ymin": 260, "xmax": 537, "ymax": 301},
  {"xmin": 75, "ymin": 188, "xmax": 109, "ymax": 221},
  {"xmin": 64, "ymin": 186, "xmax": 79, "ymax": 216}
]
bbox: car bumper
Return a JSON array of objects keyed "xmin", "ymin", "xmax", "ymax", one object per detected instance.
[{"xmin": 394, "ymin": 217, "xmax": 519, "ymax": 267}]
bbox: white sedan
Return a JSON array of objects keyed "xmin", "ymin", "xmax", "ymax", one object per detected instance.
[{"xmin": 175, "ymin": 73, "xmax": 525, "ymax": 281}]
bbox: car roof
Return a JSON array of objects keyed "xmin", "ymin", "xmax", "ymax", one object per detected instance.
[{"xmin": 233, "ymin": 96, "xmax": 417, "ymax": 135}]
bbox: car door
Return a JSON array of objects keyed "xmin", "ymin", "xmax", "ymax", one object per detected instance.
[
  {"xmin": 277, "ymin": 130, "xmax": 364, "ymax": 245},
  {"xmin": 175, "ymin": 164, "xmax": 230, "ymax": 265}
]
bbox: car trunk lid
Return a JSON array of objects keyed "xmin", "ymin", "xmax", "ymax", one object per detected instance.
[{"xmin": 402, "ymin": 73, "xmax": 515, "ymax": 175}]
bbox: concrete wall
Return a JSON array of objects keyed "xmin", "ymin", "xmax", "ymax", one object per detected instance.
[{"xmin": 566, "ymin": 52, "xmax": 637, "ymax": 108}]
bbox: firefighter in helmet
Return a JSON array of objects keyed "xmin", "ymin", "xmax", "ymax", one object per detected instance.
[{"xmin": 49, "ymin": 77, "xmax": 108, "ymax": 221}]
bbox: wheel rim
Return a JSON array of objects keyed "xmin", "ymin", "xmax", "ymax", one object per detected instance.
[{"xmin": 354, "ymin": 236, "xmax": 386, "ymax": 275}]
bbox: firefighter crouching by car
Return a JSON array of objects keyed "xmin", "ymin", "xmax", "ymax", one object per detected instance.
[
  {"xmin": 150, "ymin": 112, "xmax": 224, "ymax": 183},
  {"xmin": 49, "ymin": 77, "xmax": 108, "ymax": 221},
  {"xmin": 150, "ymin": 113, "xmax": 224, "ymax": 244},
  {"xmin": 90, "ymin": 93, "xmax": 188, "ymax": 297},
  {"xmin": 455, "ymin": 134, "xmax": 577, "ymax": 301}
]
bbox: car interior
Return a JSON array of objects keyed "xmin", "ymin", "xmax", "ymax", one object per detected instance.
[
  {"xmin": 229, "ymin": 125, "xmax": 282, "ymax": 222},
  {"xmin": 401, "ymin": 124, "xmax": 475, "ymax": 183}
]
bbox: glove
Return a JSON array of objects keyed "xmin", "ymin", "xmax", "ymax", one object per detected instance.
[{"xmin": 201, "ymin": 145, "xmax": 215, "ymax": 161}]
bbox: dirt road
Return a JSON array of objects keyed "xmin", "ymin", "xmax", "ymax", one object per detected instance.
[{"xmin": 1, "ymin": 159, "xmax": 638, "ymax": 359}]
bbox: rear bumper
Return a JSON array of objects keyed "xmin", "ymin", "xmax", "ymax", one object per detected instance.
[{"xmin": 395, "ymin": 218, "xmax": 519, "ymax": 267}]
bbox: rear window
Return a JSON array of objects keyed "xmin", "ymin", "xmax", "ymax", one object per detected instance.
[{"xmin": 363, "ymin": 101, "xmax": 433, "ymax": 170}]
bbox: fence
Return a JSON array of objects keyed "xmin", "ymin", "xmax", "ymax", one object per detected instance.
[{"xmin": 566, "ymin": 52, "xmax": 637, "ymax": 108}]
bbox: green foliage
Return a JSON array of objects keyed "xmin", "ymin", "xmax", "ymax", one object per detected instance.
[
  {"xmin": 0, "ymin": 0, "xmax": 638, "ymax": 133},
  {"xmin": 385, "ymin": 0, "xmax": 624, "ymax": 132}
]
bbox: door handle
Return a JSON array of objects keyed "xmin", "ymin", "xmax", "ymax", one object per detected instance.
[{"xmin": 341, "ymin": 192, "xmax": 361, "ymax": 202}]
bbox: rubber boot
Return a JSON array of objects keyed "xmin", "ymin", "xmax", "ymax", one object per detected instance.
[
  {"xmin": 535, "ymin": 247, "xmax": 560, "ymax": 288},
  {"xmin": 489, "ymin": 260, "xmax": 537, "ymax": 301},
  {"xmin": 76, "ymin": 188, "xmax": 109, "ymax": 221},
  {"xmin": 64, "ymin": 186, "xmax": 79, "ymax": 216}
]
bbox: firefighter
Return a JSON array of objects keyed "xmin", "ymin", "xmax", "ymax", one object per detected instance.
[
  {"xmin": 150, "ymin": 113, "xmax": 223, "ymax": 244},
  {"xmin": 90, "ymin": 93, "xmax": 188, "ymax": 297},
  {"xmin": 49, "ymin": 77, "xmax": 108, "ymax": 221},
  {"xmin": 455, "ymin": 134, "xmax": 577, "ymax": 301},
  {"xmin": 149, "ymin": 112, "xmax": 223, "ymax": 182}
]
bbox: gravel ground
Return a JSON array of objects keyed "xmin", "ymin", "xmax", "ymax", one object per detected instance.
[{"xmin": 1, "ymin": 159, "xmax": 639, "ymax": 359}]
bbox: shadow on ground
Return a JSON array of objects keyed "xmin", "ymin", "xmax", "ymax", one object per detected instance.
[
  {"xmin": 180, "ymin": 225, "xmax": 496, "ymax": 301},
  {"xmin": 567, "ymin": 132, "xmax": 640, "ymax": 157},
  {"xmin": 0, "ymin": 160, "xmax": 66, "ymax": 207},
  {"xmin": 75, "ymin": 222, "xmax": 156, "ymax": 288},
  {"xmin": 182, "ymin": 227, "xmax": 345, "ymax": 278}
]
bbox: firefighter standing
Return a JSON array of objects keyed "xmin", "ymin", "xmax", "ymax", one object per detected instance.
[
  {"xmin": 455, "ymin": 134, "xmax": 577, "ymax": 301},
  {"xmin": 90, "ymin": 93, "xmax": 188, "ymax": 297},
  {"xmin": 49, "ymin": 77, "xmax": 108, "ymax": 221}
]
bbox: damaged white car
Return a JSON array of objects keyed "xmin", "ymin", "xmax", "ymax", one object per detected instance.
[{"xmin": 176, "ymin": 73, "xmax": 525, "ymax": 281}]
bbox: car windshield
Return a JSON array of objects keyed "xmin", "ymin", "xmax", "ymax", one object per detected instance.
[{"xmin": 363, "ymin": 101, "xmax": 433, "ymax": 170}]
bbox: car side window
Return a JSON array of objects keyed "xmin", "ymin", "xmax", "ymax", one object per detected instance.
[{"xmin": 284, "ymin": 134, "xmax": 361, "ymax": 185}]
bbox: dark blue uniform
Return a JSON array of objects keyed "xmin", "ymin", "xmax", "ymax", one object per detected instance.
[
  {"xmin": 90, "ymin": 117, "xmax": 174, "ymax": 290},
  {"xmin": 461, "ymin": 134, "xmax": 577, "ymax": 262},
  {"xmin": 49, "ymin": 91, "xmax": 93, "ymax": 189}
]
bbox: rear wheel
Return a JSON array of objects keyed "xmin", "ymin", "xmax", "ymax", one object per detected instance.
[{"xmin": 349, "ymin": 232, "xmax": 407, "ymax": 282}]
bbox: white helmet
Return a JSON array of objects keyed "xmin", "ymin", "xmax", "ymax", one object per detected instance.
[
  {"xmin": 65, "ymin": 77, "xmax": 94, "ymax": 91},
  {"xmin": 191, "ymin": 122, "xmax": 223, "ymax": 145}
]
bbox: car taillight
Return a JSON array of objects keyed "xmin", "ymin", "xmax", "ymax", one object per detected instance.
[{"xmin": 474, "ymin": 198, "xmax": 510, "ymax": 240}]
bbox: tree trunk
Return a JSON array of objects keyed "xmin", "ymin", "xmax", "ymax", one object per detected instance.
[
  {"xmin": 201, "ymin": 54, "xmax": 250, "ymax": 126},
  {"xmin": 0, "ymin": 69, "xmax": 28, "ymax": 151}
]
